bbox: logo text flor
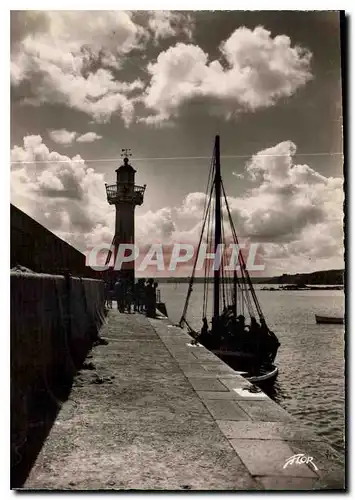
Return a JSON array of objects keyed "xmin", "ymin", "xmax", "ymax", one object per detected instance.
[{"xmin": 283, "ymin": 454, "xmax": 319, "ymax": 472}]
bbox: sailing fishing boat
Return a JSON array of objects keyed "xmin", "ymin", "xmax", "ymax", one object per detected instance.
[{"xmin": 179, "ymin": 135, "xmax": 280, "ymax": 384}]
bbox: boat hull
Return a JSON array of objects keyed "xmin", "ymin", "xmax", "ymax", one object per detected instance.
[
  {"xmin": 211, "ymin": 348, "xmax": 278, "ymax": 385},
  {"xmin": 315, "ymin": 314, "xmax": 344, "ymax": 324},
  {"xmin": 211, "ymin": 349, "xmax": 255, "ymax": 359},
  {"xmin": 246, "ymin": 364, "xmax": 278, "ymax": 384}
]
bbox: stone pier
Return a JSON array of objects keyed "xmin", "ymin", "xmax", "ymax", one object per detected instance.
[{"xmin": 22, "ymin": 311, "xmax": 345, "ymax": 491}]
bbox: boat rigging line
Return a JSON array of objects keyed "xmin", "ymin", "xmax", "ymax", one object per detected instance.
[{"xmin": 179, "ymin": 135, "xmax": 266, "ymax": 330}]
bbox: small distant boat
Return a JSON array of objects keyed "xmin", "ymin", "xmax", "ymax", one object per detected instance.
[{"xmin": 315, "ymin": 314, "xmax": 344, "ymax": 325}]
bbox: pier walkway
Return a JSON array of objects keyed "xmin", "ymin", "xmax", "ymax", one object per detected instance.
[{"xmin": 24, "ymin": 311, "xmax": 345, "ymax": 490}]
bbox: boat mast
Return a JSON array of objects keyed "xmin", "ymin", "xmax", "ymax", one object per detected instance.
[
  {"xmin": 233, "ymin": 270, "xmax": 238, "ymax": 318},
  {"xmin": 213, "ymin": 135, "xmax": 221, "ymax": 319}
]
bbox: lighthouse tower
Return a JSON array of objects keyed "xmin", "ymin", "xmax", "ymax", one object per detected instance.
[{"xmin": 105, "ymin": 149, "xmax": 146, "ymax": 287}]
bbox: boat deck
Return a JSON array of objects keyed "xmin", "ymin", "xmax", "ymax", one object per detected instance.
[{"xmin": 23, "ymin": 311, "xmax": 345, "ymax": 490}]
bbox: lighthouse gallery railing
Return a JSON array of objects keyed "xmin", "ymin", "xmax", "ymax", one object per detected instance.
[{"xmin": 105, "ymin": 184, "xmax": 146, "ymax": 205}]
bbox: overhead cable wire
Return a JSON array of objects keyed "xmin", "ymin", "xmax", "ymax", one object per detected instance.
[{"xmin": 11, "ymin": 151, "xmax": 343, "ymax": 165}]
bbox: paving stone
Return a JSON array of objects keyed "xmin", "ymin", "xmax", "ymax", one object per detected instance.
[
  {"xmin": 192, "ymin": 350, "xmax": 220, "ymax": 361},
  {"xmin": 237, "ymin": 400, "xmax": 295, "ymax": 423},
  {"xmin": 202, "ymin": 359, "xmax": 235, "ymax": 367},
  {"xmin": 201, "ymin": 361, "xmax": 231, "ymax": 368},
  {"xmin": 181, "ymin": 371, "xmax": 214, "ymax": 378},
  {"xmin": 202, "ymin": 370, "xmax": 237, "ymax": 378},
  {"xmin": 202, "ymin": 364, "xmax": 236, "ymax": 374},
  {"xmin": 157, "ymin": 331, "xmax": 189, "ymax": 339},
  {"xmin": 166, "ymin": 348, "xmax": 197, "ymax": 357},
  {"xmin": 176, "ymin": 363, "xmax": 208, "ymax": 372},
  {"xmin": 185, "ymin": 372, "xmax": 252, "ymax": 381},
  {"xmin": 184, "ymin": 372, "xmax": 229, "ymax": 379},
  {"xmin": 219, "ymin": 377, "xmax": 254, "ymax": 390},
  {"xmin": 165, "ymin": 343, "xmax": 193, "ymax": 349},
  {"xmin": 215, "ymin": 421, "xmax": 322, "ymax": 441},
  {"xmin": 158, "ymin": 330, "xmax": 189, "ymax": 337},
  {"xmin": 202, "ymin": 400, "xmax": 251, "ymax": 421},
  {"xmin": 163, "ymin": 344, "xmax": 193, "ymax": 352},
  {"xmin": 287, "ymin": 440, "xmax": 345, "ymax": 486},
  {"xmin": 102, "ymin": 337, "xmax": 148, "ymax": 344},
  {"xmin": 257, "ymin": 476, "xmax": 319, "ymax": 490},
  {"xmin": 188, "ymin": 377, "xmax": 230, "ymax": 392},
  {"xmin": 157, "ymin": 331, "xmax": 186, "ymax": 338},
  {"xmin": 197, "ymin": 391, "xmax": 240, "ymax": 400},
  {"xmin": 229, "ymin": 439, "xmax": 318, "ymax": 478},
  {"xmin": 231, "ymin": 387, "xmax": 269, "ymax": 400},
  {"xmin": 170, "ymin": 353, "xmax": 199, "ymax": 363},
  {"xmin": 312, "ymin": 477, "xmax": 346, "ymax": 490}
]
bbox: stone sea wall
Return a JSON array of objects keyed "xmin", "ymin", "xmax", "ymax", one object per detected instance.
[
  {"xmin": 11, "ymin": 203, "xmax": 98, "ymax": 278},
  {"xmin": 11, "ymin": 271, "xmax": 106, "ymax": 480}
]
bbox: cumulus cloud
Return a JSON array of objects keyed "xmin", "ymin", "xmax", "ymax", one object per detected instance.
[
  {"xmin": 227, "ymin": 141, "xmax": 343, "ymax": 272},
  {"xmin": 230, "ymin": 141, "xmax": 343, "ymax": 245},
  {"xmin": 11, "ymin": 11, "xmax": 146, "ymax": 125},
  {"xmin": 11, "ymin": 15, "xmax": 313, "ymax": 128},
  {"xmin": 49, "ymin": 129, "xmax": 103, "ymax": 145},
  {"xmin": 147, "ymin": 11, "xmax": 194, "ymax": 41},
  {"xmin": 141, "ymin": 26, "xmax": 312, "ymax": 124},
  {"xmin": 136, "ymin": 207, "xmax": 175, "ymax": 244},
  {"xmin": 76, "ymin": 132, "xmax": 103, "ymax": 143},
  {"xmin": 49, "ymin": 129, "xmax": 77, "ymax": 145},
  {"xmin": 11, "ymin": 135, "xmax": 113, "ymax": 251}
]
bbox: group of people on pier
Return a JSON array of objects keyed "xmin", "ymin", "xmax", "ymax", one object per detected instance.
[{"xmin": 104, "ymin": 277, "xmax": 159, "ymax": 318}]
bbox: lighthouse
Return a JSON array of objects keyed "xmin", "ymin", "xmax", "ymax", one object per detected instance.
[{"xmin": 105, "ymin": 149, "xmax": 146, "ymax": 287}]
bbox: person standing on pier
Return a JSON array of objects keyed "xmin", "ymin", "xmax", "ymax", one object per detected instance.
[
  {"xmin": 105, "ymin": 282, "xmax": 113, "ymax": 309},
  {"xmin": 114, "ymin": 278, "xmax": 124, "ymax": 312},
  {"xmin": 125, "ymin": 282, "xmax": 133, "ymax": 313},
  {"xmin": 134, "ymin": 278, "xmax": 146, "ymax": 313},
  {"xmin": 145, "ymin": 278, "xmax": 156, "ymax": 318}
]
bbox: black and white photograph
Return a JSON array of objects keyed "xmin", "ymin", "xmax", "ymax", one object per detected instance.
[{"xmin": 10, "ymin": 8, "xmax": 345, "ymax": 491}]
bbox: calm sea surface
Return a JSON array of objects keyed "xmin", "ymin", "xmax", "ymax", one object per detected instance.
[{"xmin": 159, "ymin": 283, "xmax": 345, "ymax": 453}]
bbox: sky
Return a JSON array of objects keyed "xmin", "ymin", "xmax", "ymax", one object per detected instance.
[{"xmin": 10, "ymin": 10, "xmax": 344, "ymax": 276}]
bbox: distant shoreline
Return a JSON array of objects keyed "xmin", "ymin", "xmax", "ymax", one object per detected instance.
[
  {"xmin": 146, "ymin": 269, "xmax": 344, "ymax": 286},
  {"xmin": 260, "ymin": 284, "xmax": 343, "ymax": 291}
]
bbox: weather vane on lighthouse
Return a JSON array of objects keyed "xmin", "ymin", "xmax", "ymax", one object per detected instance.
[
  {"xmin": 104, "ymin": 148, "xmax": 146, "ymax": 287},
  {"xmin": 121, "ymin": 148, "xmax": 132, "ymax": 158}
]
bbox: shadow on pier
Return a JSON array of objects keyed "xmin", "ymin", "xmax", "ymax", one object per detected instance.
[
  {"xmin": 11, "ymin": 375, "xmax": 74, "ymax": 488},
  {"xmin": 11, "ymin": 334, "xmax": 101, "ymax": 489}
]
